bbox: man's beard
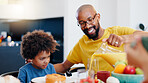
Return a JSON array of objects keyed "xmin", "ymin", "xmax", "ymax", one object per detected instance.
[{"xmin": 83, "ymin": 23, "xmax": 100, "ymax": 40}]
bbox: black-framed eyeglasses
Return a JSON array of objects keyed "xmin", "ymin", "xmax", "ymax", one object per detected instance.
[{"xmin": 77, "ymin": 13, "xmax": 97, "ymax": 29}]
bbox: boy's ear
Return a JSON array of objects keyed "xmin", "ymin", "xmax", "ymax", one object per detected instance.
[
  {"xmin": 27, "ymin": 59, "xmax": 32, "ymax": 62},
  {"xmin": 25, "ymin": 59, "xmax": 32, "ymax": 64}
]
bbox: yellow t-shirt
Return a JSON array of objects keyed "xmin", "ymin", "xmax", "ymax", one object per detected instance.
[{"xmin": 67, "ymin": 26, "xmax": 136, "ymax": 72}]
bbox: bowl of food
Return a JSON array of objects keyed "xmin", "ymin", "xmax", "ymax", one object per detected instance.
[
  {"xmin": 111, "ymin": 71, "xmax": 144, "ymax": 83},
  {"xmin": 112, "ymin": 61, "xmax": 144, "ymax": 83}
]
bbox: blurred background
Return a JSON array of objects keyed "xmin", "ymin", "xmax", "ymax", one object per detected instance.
[{"xmin": 0, "ymin": 0, "xmax": 147, "ymax": 74}]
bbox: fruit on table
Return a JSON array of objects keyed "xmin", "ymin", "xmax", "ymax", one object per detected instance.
[
  {"xmin": 95, "ymin": 79, "xmax": 99, "ymax": 83},
  {"xmin": 123, "ymin": 65, "xmax": 136, "ymax": 74},
  {"xmin": 136, "ymin": 67, "xmax": 143, "ymax": 75},
  {"xmin": 114, "ymin": 64, "xmax": 126, "ymax": 74},
  {"xmin": 80, "ymin": 76, "xmax": 93, "ymax": 83},
  {"xmin": 114, "ymin": 64, "xmax": 143, "ymax": 75},
  {"xmin": 0, "ymin": 39, "xmax": 2, "ymax": 43},
  {"xmin": 115, "ymin": 60, "xmax": 127, "ymax": 67},
  {"xmin": 80, "ymin": 76, "xmax": 101, "ymax": 83}
]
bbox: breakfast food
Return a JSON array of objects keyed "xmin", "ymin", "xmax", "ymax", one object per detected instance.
[
  {"xmin": 114, "ymin": 64, "xmax": 126, "ymax": 74},
  {"xmin": 0, "ymin": 75, "xmax": 20, "ymax": 83},
  {"xmin": 80, "ymin": 76, "xmax": 104, "ymax": 83},
  {"xmin": 135, "ymin": 67, "xmax": 143, "ymax": 74},
  {"xmin": 114, "ymin": 61, "xmax": 143, "ymax": 75},
  {"xmin": 46, "ymin": 74, "xmax": 66, "ymax": 83}
]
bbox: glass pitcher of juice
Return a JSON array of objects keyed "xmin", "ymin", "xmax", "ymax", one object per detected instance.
[{"xmin": 88, "ymin": 42, "xmax": 127, "ymax": 74}]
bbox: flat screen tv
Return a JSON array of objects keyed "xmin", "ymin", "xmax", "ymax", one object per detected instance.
[{"xmin": 0, "ymin": 17, "xmax": 64, "ymax": 64}]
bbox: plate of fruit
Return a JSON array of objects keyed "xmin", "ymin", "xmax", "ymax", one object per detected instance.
[{"xmin": 111, "ymin": 61, "xmax": 144, "ymax": 83}]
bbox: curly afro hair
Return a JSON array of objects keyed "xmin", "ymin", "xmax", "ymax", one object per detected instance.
[{"xmin": 21, "ymin": 30, "xmax": 59, "ymax": 59}]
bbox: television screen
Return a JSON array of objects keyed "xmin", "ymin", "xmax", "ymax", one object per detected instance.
[{"xmin": 0, "ymin": 17, "xmax": 64, "ymax": 64}]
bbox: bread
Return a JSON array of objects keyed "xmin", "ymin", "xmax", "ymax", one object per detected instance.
[
  {"xmin": 46, "ymin": 74, "xmax": 66, "ymax": 83},
  {"xmin": 0, "ymin": 75, "xmax": 20, "ymax": 83}
]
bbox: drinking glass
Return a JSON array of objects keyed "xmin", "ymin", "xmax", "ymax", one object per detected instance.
[
  {"xmin": 77, "ymin": 69, "xmax": 87, "ymax": 83},
  {"xmin": 1, "ymin": 31, "xmax": 7, "ymax": 39},
  {"xmin": 88, "ymin": 57, "xmax": 99, "ymax": 80},
  {"xmin": 97, "ymin": 71, "xmax": 110, "ymax": 83},
  {"xmin": 89, "ymin": 57, "xmax": 99, "ymax": 74}
]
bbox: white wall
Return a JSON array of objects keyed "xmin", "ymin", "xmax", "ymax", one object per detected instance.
[
  {"xmin": 130, "ymin": 0, "xmax": 148, "ymax": 31},
  {"xmin": 0, "ymin": 5, "xmax": 24, "ymax": 19},
  {"xmin": 22, "ymin": 0, "xmax": 64, "ymax": 19},
  {"xmin": 116, "ymin": 0, "xmax": 148, "ymax": 30},
  {"xmin": 98, "ymin": 0, "xmax": 117, "ymax": 28},
  {"xmin": 116, "ymin": 0, "xmax": 130, "ymax": 27},
  {"xmin": 0, "ymin": 0, "xmax": 64, "ymax": 19}
]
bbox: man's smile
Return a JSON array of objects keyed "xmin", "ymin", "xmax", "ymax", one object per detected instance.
[{"xmin": 88, "ymin": 27, "xmax": 96, "ymax": 35}]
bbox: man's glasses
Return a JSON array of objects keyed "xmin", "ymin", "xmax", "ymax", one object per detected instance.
[{"xmin": 78, "ymin": 14, "xmax": 97, "ymax": 29}]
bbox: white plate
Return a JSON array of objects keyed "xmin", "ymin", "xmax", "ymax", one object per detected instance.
[
  {"xmin": 31, "ymin": 76, "xmax": 76, "ymax": 83},
  {"xmin": 31, "ymin": 76, "xmax": 46, "ymax": 83}
]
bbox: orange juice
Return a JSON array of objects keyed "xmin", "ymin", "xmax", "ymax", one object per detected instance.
[{"xmin": 89, "ymin": 52, "xmax": 126, "ymax": 74}]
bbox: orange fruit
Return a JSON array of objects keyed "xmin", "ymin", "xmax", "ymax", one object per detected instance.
[
  {"xmin": 0, "ymin": 39, "xmax": 2, "ymax": 43},
  {"xmin": 114, "ymin": 64, "xmax": 126, "ymax": 74}
]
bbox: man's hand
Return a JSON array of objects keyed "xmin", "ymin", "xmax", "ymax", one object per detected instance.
[{"xmin": 102, "ymin": 34, "xmax": 123, "ymax": 47}]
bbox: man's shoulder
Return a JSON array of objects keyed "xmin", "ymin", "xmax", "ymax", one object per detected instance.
[
  {"xmin": 79, "ymin": 35, "xmax": 89, "ymax": 42},
  {"xmin": 106, "ymin": 26, "xmax": 131, "ymax": 29},
  {"xmin": 106, "ymin": 26, "xmax": 122, "ymax": 29},
  {"xmin": 106, "ymin": 26, "xmax": 131, "ymax": 31}
]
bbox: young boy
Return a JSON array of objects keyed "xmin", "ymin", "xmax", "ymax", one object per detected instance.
[{"xmin": 18, "ymin": 30, "xmax": 59, "ymax": 83}]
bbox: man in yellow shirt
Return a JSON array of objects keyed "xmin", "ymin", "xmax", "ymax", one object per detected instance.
[{"xmin": 54, "ymin": 4, "xmax": 148, "ymax": 73}]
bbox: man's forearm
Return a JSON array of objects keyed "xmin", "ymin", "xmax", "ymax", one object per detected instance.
[
  {"xmin": 54, "ymin": 63, "xmax": 68, "ymax": 73},
  {"xmin": 54, "ymin": 60, "xmax": 74, "ymax": 73},
  {"xmin": 121, "ymin": 30, "xmax": 148, "ymax": 43},
  {"xmin": 133, "ymin": 30, "xmax": 148, "ymax": 37},
  {"xmin": 120, "ymin": 34, "xmax": 134, "ymax": 43}
]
